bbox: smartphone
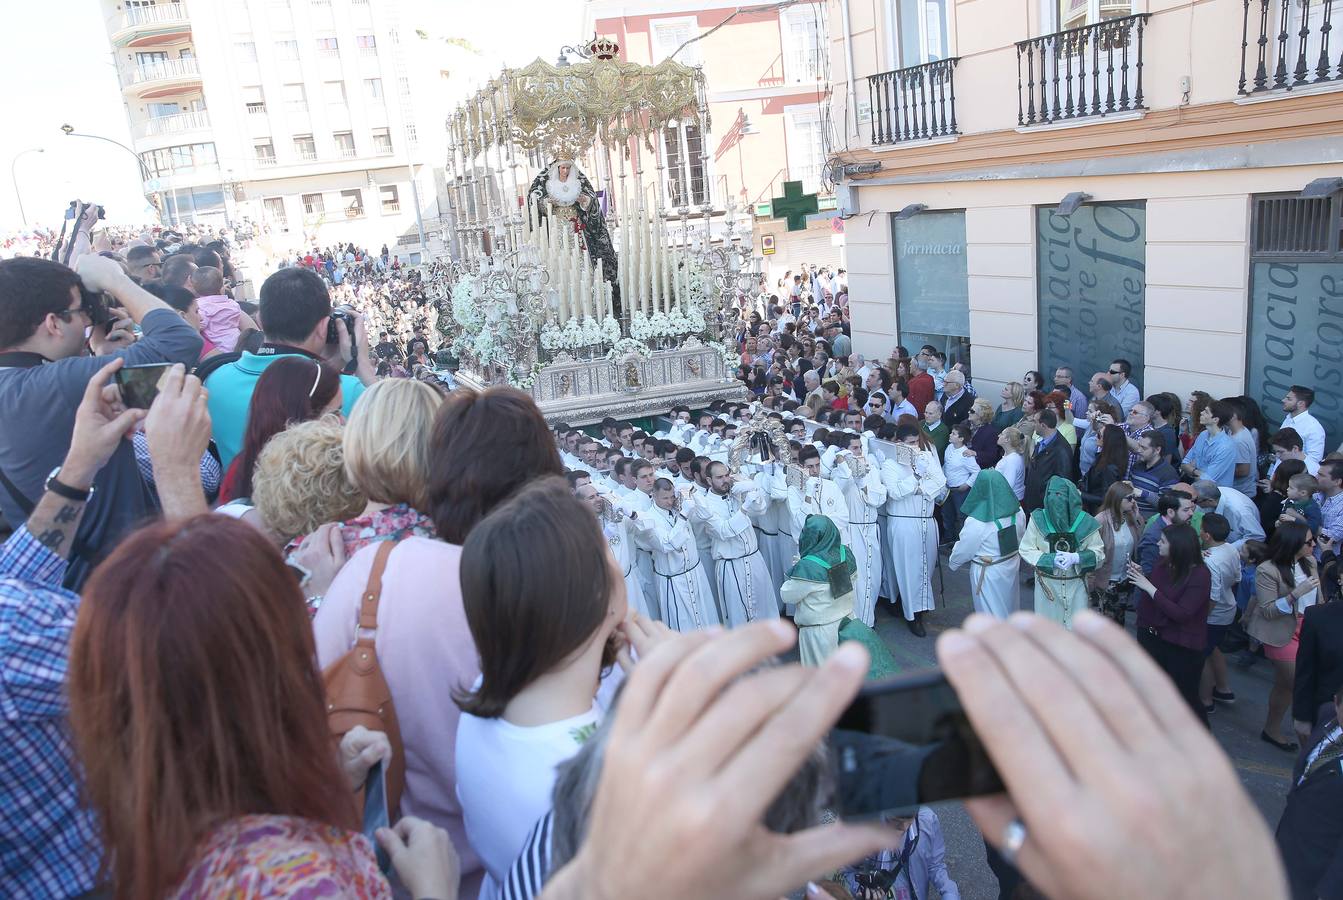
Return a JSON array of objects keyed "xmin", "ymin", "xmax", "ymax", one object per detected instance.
[
  {"xmin": 363, "ymin": 759, "xmax": 392, "ymax": 874},
  {"xmin": 829, "ymin": 668, "xmax": 1003, "ymax": 820},
  {"xmin": 114, "ymin": 363, "xmax": 172, "ymax": 410}
]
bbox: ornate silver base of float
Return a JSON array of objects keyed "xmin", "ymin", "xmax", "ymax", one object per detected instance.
[{"xmin": 454, "ymin": 337, "xmax": 743, "ymax": 425}]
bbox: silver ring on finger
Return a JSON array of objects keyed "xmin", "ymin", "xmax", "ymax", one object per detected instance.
[{"xmin": 1000, "ymin": 817, "xmax": 1027, "ymax": 867}]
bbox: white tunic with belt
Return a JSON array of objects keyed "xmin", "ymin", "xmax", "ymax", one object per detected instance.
[
  {"xmin": 880, "ymin": 449, "xmax": 947, "ymax": 619},
  {"xmin": 691, "ymin": 480, "xmax": 781, "ymax": 625},
  {"xmin": 631, "ymin": 504, "xmax": 719, "ymax": 631},
  {"xmin": 947, "ymin": 511, "xmax": 1026, "ymax": 620},
  {"xmin": 831, "ymin": 454, "xmax": 888, "ymax": 627}
]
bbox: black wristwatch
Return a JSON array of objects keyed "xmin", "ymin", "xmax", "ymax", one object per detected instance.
[{"xmin": 45, "ymin": 467, "xmax": 94, "ymax": 502}]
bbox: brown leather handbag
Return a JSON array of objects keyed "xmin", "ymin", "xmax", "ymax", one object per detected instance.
[{"xmin": 323, "ymin": 539, "xmax": 406, "ymax": 813}]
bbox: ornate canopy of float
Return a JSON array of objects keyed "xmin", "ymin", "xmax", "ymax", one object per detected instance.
[{"xmin": 433, "ymin": 36, "xmax": 762, "ymax": 420}]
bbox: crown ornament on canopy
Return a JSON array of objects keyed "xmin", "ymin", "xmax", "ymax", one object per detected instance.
[{"xmin": 588, "ymin": 35, "xmax": 620, "ymax": 60}]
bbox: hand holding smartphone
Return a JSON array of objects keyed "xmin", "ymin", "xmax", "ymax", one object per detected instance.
[
  {"xmin": 363, "ymin": 760, "xmax": 392, "ymax": 874},
  {"xmin": 114, "ymin": 363, "xmax": 172, "ymax": 410}
]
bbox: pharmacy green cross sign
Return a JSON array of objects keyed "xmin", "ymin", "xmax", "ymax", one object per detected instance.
[{"xmin": 771, "ymin": 180, "xmax": 818, "ymax": 232}]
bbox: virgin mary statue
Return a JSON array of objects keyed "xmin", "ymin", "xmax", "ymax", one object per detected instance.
[{"xmin": 528, "ymin": 159, "xmax": 621, "ymax": 317}]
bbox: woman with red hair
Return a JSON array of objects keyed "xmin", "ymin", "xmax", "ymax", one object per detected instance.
[
  {"xmin": 218, "ymin": 356, "xmax": 343, "ymax": 502},
  {"xmin": 68, "ymin": 516, "xmax": 457, "ymax": 899}
]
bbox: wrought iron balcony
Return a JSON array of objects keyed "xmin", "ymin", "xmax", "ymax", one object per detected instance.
[
  {"xmin": 867, "ymin": 58, "xmax": 960, "ymax": 146},
  {"xmin": 1240, "ymin": 0, "xmax": 1343, "ymax": 94},
  {"xmin": 1016, "ymin": 14, "xmax": 1150, "ymax": 126}
]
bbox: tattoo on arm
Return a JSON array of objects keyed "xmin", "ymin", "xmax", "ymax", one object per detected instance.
[
  {"xmin": 54, "ymin": 504, "xmax": 79, "ymax": 524},
  {"xmin": 35, "ymin": 529, "xmax": 65, "ymax": 552}
]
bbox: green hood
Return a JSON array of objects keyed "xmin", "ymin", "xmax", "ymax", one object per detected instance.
[
  {"xmin": 1029, "ymin": 476, "xmax": 1100, "ymax": 543},
  {"xmin": 788, "ymin": 514, "xmax": 856, "ymax": 596},
  {"xmin": 960, "ymin": 469, "xmax": 1021, "ymax": 523}
]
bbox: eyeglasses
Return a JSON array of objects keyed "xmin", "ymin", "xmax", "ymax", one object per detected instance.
[
  {"xmin": 1108, "ymin": 370, "xmax": 1122, "ymax": 376},
  {"xmin": 1123, "ymin": 495, "xmax": 1139, "ymax": 502},
  {"xmin": 54, "ymin": 306, "xmax": 91, "ymax": 324}
]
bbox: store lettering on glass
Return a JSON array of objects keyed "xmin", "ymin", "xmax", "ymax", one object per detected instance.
[
  {"xmin": 1253, "ymin": 263, "xmax": 1343, "ymax": 428},
  {"xmin": 1037, "ymin": 203, "xmax": 1145, "ymax": 379}
]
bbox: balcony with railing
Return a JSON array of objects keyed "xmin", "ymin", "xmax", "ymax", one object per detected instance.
[
  {"xmin": 125, "ymin": 57, "xmax": 202, "ymax": 97},
  {"xmin": 111, "ymin": 2, "xmax": 190, "ymax": 47},
  {"xmin": 135, "ymin": 109, "xmax": 210, "ymax": 140},
  {"xmin": 1240, "ymin": 0, "xmax": 1343, "ymax": 95},
  {"xmin": 867, "ymin": 58, "xmax": 960, "ymax": 146},
  {"xmin": 1016, "ymin": 13, "xmax": 1150, "ymax": 127}
]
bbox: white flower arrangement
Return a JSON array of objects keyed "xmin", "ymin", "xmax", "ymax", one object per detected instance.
[
  {"xmin": 509, "ymin": 362, "xmax": 542, "ymax": 391},
  {"xmin": 717, "ymin": 340, "xmax": 739, "ymax": 369},
  {"xmin": 539, "ymin": 322, "xmax": 564, "ymax": 351},
  {"xmin": 606, "ymin": 337, "xmax": 652, "ymax": 360},
  {"xmin": 540, "ymin": 316, "xmax": 619, "ymax": 353},
  {"xmin": 579, "ymin": 317, "xmax": 603, "ymax": 347}
]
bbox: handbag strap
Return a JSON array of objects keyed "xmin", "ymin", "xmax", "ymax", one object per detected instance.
[{"xmin": 357, "ymin": 540, "xmax": 399, "ymax": 640}]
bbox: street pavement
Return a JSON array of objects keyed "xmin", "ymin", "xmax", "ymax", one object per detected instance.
[{"xmin": 860, "ymin": 552, "xmax": 1294, "ymax": 899}]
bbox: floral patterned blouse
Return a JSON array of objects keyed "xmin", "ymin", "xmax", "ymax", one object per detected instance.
[
  {"xmin": 335, "ymin": 503, "xmax": 436, "ymax": 557},
  {"xmin": 170, "ymin": 815, "xmax": 389, "ymax": 898},
  {"xmin": 286, "ymin": 504, "xmax": 437, "ymax": 560}
]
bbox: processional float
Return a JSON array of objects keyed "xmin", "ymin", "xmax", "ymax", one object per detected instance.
[{"xmin": 435, "ymin": 35, "xmax": 762, "ymax": 421}]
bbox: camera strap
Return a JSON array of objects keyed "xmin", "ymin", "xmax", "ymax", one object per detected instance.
[
  {"xmin": 254, "ymin": 342, "xmax": 321, "ymax": 359},
  {"xmin": 0, "ymin": 351, "xmax": 51, "ymax": 369}
]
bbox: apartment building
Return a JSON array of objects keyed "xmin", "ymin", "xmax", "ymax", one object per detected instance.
[
  {"xmin": 829, "ymin": 0, "xmax": 1343, "ymax": 443},
  {"xmin": 586, "ymin": 0, "xmax": 846, "ymax": 283},
  {"xmin": 101, "ymin": 0, "xmax": 450, "ymax": 260}
]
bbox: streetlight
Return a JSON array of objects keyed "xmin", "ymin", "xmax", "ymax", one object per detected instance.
[
  {"xmin": 10, "ymin": 148, "xmax": 44, "ymax": 227},
  {"xmin": 59, "ymin": 123, "xmax": 163, "ymax": 223}
]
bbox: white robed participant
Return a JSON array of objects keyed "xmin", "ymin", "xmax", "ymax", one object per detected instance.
[
  {"xmin": 690, "ymin": 461, "xmax": 780, "ymax": 625},
  {"xmin": 632, "ymin": 478, "xmax": 719, "ymax": 631},
  {"xmin": 617, "ymin": 461, "xmax": 660, "ymax": 617},
  {"xmin": 829, "ymin": 434, "xmax": 888, "ymax": 627},
  {"xmin": 947, "ymin": 469, "xmax": 1026, "ymax": 620},
  {"xmin": 576, "ymin": 483, "xmax": 652, "ymax": 620},
  {"xmin": 679, "ymin": 479, "xmax": 723, "ymax": 618},
  {"xmin": 780, "ymin": 446, "xmax": 850, "ymax": 609},
  {"xmin": 880, "ymin": 423, "xmax": 947, "ymax": 637}
]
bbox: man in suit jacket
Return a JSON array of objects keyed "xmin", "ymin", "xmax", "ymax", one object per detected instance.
[
  {"xmin": 939, "ymin": 370, "xmax": 974, "ymax": 429},
  {"xmin": 1024, "ymin": 410, "xmax": 1074, "ymax": 514},
  {"xmin": 1276, "ymin": 688, "xmax": 1343, "ymax": 900},
  {"xmin": 1295, "ymin": 599, "xmax": 1343, "ymax": 740}
]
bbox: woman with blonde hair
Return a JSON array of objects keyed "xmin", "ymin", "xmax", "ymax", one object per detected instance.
[
  {"xmin": 993, "ymin": 381, "xmax": 1025, "ymax": 430},
  {"xmin": 994, "ymin": 427, "xmax": 1028, "ymax": 501},
  {"xmin": 1089, "ymin": 480, "xmax": 1144, "ymax": 622},
  {"xmin": 336, "ymin": 378, "xmax": 443, "ymax": 555},
  {"xmin": 252, "ymin": 418, "xmax": 366, "ymax": 546},
  {"xmin": 967, "ymin": 397, "xmax": 1001, "ymax": 469}
]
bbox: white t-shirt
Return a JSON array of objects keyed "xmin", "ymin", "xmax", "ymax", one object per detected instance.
[
  {"xmin": 995, "ymin": 452, "xmax": 1026, "ymax": 500},
  {"xmin": 456, "ymin": 699, "xmax": 603, "ymax": 899},
  {"xmin": 1204, "ymin": 543, "xmax": 1241, "ymax": 626}
]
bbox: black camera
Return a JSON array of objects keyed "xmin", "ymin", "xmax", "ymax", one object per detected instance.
[
  {"xmin": 327, "ymin": 305, "xmax": 357, "ymax": 344},
  {"xmin": 79, "ymin": 286, "xmax": 112, "ymax": 329},
  {"xmin": 65, "ymin": 200, "xmax": 105, "ymax": 222}
]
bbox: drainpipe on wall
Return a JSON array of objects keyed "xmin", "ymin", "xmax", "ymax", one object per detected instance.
[{"xmin": 839, "ymin": 0, "xmax": 859, "ymax": 143}]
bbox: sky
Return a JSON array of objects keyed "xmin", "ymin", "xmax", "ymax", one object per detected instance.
[{"xmin": 0, "ymin": 0, "xmax": 583, "ymax": 229}]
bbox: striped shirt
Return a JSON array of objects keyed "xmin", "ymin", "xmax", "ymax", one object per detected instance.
[{"xmin": 501, "ymin": 811, "xmax": 554, "ymax": 900}]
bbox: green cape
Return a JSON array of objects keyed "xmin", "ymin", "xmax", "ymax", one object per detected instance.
[
  {"xmin": 788, "ymin": 514, "xmax": 857, "ymax": 597},
  {"xmin": 1029, "ymin": 476, "xmax": 1100, "ymax": 543},
  {"xmin": 960, "ymin": 469, "xmax": 1021, "ymax": 523}
]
